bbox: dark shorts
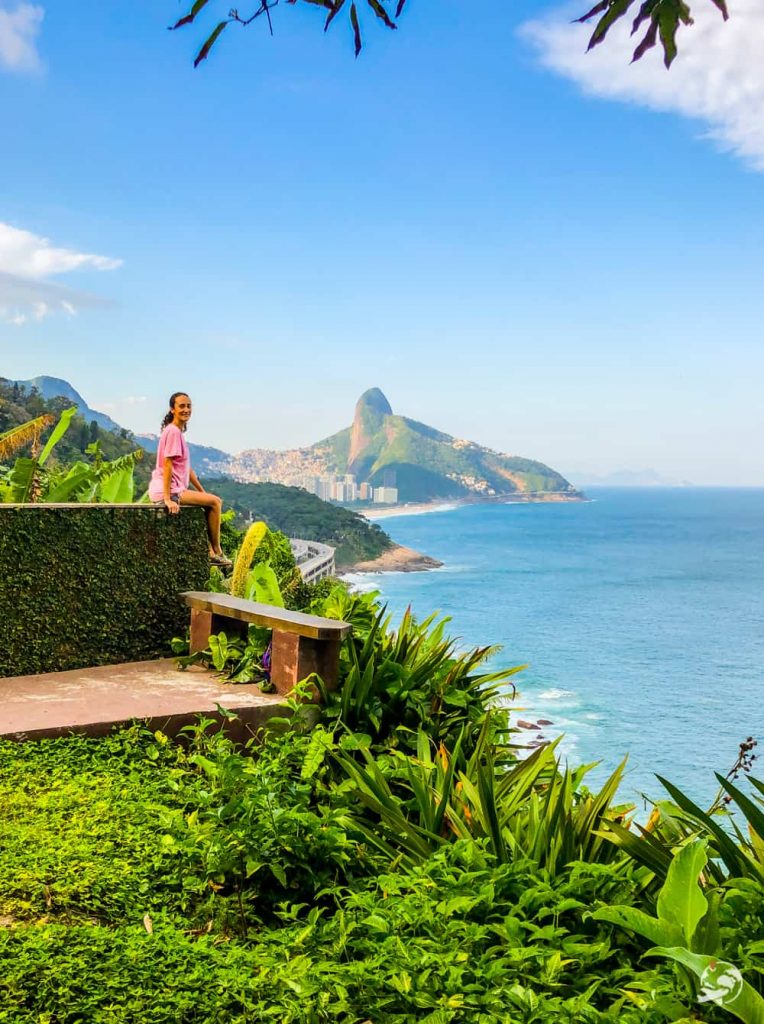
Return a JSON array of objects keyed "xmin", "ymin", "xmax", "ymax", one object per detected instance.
[{"xmin": 154, "ymin": 494, "xmax": 182, "ymax": 505}]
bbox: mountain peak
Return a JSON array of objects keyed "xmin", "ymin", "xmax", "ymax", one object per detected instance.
[
  {"xmin": 25, "ymin": 376, "xmax": 86, "ymax": 406},
  {"xmin": 12, "ymin": 375, "xmax": 122, "ymax": 434},
  {"xmin": 356, "ymin": 387, "xmax": 392, "ymax": 417},
  {"xmin": 348, "ymin": 388, "xmax": 393, "ymax": 474}
]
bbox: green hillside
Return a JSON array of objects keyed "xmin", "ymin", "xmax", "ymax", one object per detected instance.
[
  {"xmin": 315, "ymin": 388, "xmax": 578, "ymax": 503},
  {"xmin": 0, "ymin": 378, "xmax": 151, "ymax": 490},
  {"xmin": 206, "ymin": 478, "xmax": 392, "ymax": 568}
]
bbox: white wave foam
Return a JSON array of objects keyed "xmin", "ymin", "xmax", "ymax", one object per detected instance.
[
  {"xmin": 538, "ymin": 688, "xmax": 575, "ymax": 701},
  {"xmin": 341, "ymin": 574, "xmax": 381, "ymax": 593}
]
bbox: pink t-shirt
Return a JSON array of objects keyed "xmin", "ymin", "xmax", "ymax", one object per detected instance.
[{"xmin": 148, "ymin": 424, "xmax": 191, "ymax": 501}]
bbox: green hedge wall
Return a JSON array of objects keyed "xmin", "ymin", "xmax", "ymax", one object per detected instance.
[{"xmin": 0, "ymin": 506, "xmax": 209, "ymax": 678}]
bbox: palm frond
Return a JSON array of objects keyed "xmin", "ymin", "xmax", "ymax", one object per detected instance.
[{"xmin": 0, "ymin": 415, "xmax": 55, "ymax": 464}]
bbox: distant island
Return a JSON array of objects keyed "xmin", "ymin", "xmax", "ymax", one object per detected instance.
[
  {"xmin": 569, "ymin": 468, "xmax": 694, "ymax": 488},
  {"xmin": 213, "ymin": 387, "xmax": 583, "ymax": 506}
]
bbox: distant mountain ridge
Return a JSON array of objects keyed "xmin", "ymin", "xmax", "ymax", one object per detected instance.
[
  {"xmin": 569, "ymin": 468, "xmax": 694, "ymax": 488},
  {"xmin": 222, "ymin": 387, "xmax": 580, "ymax": 503},
  {"xmin": 12, "ymin": 376, "xmax": 123, "ymax": 434}
]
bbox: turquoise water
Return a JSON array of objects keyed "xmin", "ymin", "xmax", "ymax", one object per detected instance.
[{"xmin": 347, "ymin": 489, "xmax": 764, "ymax": 806}]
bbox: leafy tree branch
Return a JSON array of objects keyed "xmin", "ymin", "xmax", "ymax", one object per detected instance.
[{"xmin": 171, "ymin": 0, "xmax": 728, "ymax": 68}]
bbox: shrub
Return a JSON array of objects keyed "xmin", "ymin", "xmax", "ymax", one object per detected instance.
[{"xmin": 0, "ymin": 505, "xmax": 208, "ymax": 676}]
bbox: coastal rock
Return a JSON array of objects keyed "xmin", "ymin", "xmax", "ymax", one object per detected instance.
[{"xmin": 344, "ymin": 543, "xmax": 443, "ymax": 575}]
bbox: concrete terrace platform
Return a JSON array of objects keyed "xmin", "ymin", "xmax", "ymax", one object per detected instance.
[{"xmin": 0, "ymin": 660, "xmax": 286, "ymax": 742}]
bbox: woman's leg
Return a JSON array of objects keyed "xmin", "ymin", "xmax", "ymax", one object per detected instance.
[{"xmin": 178, "ymin": 490, "xmax": 224, "ymax": 555}]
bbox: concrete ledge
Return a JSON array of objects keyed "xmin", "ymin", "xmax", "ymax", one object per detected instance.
[{"xmin": 0, "ymin": 659, "xmax": 285, "ymax": 743}]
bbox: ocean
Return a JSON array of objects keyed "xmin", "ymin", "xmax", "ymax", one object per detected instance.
[{"xmin": 346, "ymin": 488, "xmax": 764, "ymax": 808}]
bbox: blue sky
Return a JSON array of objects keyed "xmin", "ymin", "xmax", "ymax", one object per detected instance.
[{"xmin": 1, "ymin": 0, "xmax": 762, "ymax": 485}]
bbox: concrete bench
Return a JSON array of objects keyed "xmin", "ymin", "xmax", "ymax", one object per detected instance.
[{"xmin": 180, "ymin": 592, "xmax": 352, "ymax": 695}]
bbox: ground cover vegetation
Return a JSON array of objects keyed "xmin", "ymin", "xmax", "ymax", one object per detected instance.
[{"xmin": 1, "ymin": 576, "xmax": 762, "ymax": 1022}]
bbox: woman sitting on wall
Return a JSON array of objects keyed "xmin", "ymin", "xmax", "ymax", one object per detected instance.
[{"xmin": 148, "ymin": 391, "xmax": 232, "ymax": 568}]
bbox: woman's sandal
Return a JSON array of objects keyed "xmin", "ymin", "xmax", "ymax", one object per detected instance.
[{"xmin": 209, "ymin": 553, "xmax": 233, "ymax": 569}]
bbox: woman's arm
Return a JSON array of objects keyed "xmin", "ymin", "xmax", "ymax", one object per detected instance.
[
  {"xmin": 163, "ymin": 458, "xmax": 180, "ymax": 513},
  {"xmin": 189, "ymin": 469, "xmax": 205, "ymax": 492}
]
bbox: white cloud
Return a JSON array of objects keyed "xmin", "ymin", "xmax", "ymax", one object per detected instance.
[
  {"xmin": 0, "ymin": 222, "xmax": 122, "ymax": 278},
  {"xmin": 0, "ymin": 3, "xmax": 43, "ymax": 73},
  {"xmin": 0, "ymin": 222, "xmax": 122, "ymax": 325},
  {"xmin": 520, "ymin": 0, "xmax": 764, "ymax": 169}
]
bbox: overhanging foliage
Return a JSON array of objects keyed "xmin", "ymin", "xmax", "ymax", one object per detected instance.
[{"xmin": 171, "ymin": 0, "xmax": 729, "ymax": 68}]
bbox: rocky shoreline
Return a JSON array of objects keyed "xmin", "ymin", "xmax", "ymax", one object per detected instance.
[{"xmin": 340, "ymin": 543, "xmax": 443, "ymax": 575}]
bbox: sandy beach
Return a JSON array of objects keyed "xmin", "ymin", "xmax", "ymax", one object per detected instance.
[
  {"xmin": 361, "ymin": 492, "xmax": 584, "ymax": 522},
  {"xmin": 361, "ymin": 501, "xmax": 459, "ymax": 521},
  {"xmin": 340, "ymin": 543, "xmax": 443, "ymax": 575}
]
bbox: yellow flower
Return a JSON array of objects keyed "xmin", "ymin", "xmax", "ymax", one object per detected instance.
[{"xmin": 230, "ymin": 521, "xmax": 268, "ymax": 597}]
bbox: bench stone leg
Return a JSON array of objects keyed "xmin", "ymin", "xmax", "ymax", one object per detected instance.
[
  {"xmin": 270, "ymin": 631, "xmax": 341, "ymax": 696},
  {"xmin": 190, "ymin": 610, "xmax": 247, "ymax": 654},
  {"xmin": 189, "ymin": 609, "xmax": 213, "ymax": 655}
]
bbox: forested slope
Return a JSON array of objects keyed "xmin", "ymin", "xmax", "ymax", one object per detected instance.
[{"xmin": 207, "ymin": 478, "xmax": 392, "ymax": 568}]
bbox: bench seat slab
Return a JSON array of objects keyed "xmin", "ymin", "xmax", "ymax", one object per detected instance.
[{"xmin": 187, "ymin": 604, "xmax": 345, "ymax": 696}]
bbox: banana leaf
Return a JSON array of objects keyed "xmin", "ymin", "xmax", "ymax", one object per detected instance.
[
  {"xmin": 38, "ymin": 406, "xmax": 76, "ymax": 466},
  {"xmin": 8, "ymin": 457, "xmax": 38, "ymax": 503},
  {"xmin": 97, "ymin": 466, "xmax": 135, "ymax": 503},
  {"xmin": 245, "ymin": 563, "xmax": 284, "ymax": 607}
]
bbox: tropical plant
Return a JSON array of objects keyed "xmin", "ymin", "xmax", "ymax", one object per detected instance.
[
  {"xmin": 0, "ymin": 413, "xmax": 54, "ymax": 464},
  {"xmin": 0, "ymin": 407, "xmax": 77, "ymax": 502},
  {"xmin": 230, "ymin": 521, "xmax": 269, "ymax": 597},
  {"xmin": 157, "ymin": 710, "xmax": 355, "ymax": 928},
  {"xmin": 602, "ymin": 751, "xmax": 764, "ymax": 886},
  {"xmin": 334, "ymin": 721, "xmax": 633, "ymax": 874},
  {"xmin": 43, "ymin": 445, "xmax": 144, "ymax": 503},
  {"xmin": 0, "ymin": 409, "xmax": 144, "ymax": 504},
  {"xmin": 170, "ymin": 0, "xmax": 727, "ymax": 71},
  {"xmin": 317, "ymin": 603, "xmax": 524, "ymax": 758},
  {"xmin": 172, "ymin": 625, "xmax": 273, "ymax": 687},
  {"xmin": 314, "ymin": 584, "xmax": 381, "ymax": 633},
  {"xmin": 594, "ymin": 838, "xmax": 764, "ymax": 1023}
]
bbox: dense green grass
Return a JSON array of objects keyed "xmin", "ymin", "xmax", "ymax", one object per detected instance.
[{"xmin": 0, "ymin": 732, "xmax": 188, "ymax": 924}]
